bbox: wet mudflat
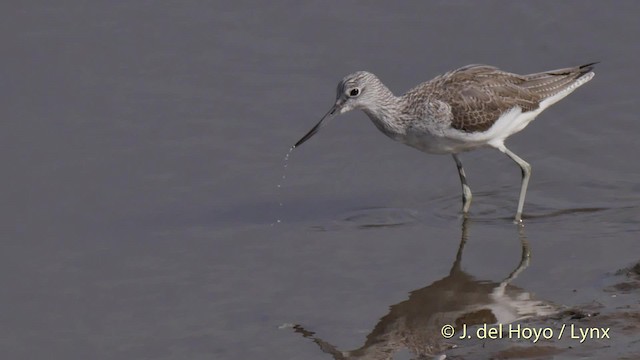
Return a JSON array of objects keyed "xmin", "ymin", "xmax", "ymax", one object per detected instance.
[{"xmin": 3, "ymin": 1, "xmax": 640, "ymax": 359}]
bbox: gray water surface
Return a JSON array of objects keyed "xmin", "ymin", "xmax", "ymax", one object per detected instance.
[{"xmin": 3, "ymin": 2, "xmax": 640, "ymax": 359}]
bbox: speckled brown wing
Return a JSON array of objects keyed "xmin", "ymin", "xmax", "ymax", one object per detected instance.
[
  {"xmin": 424, "ymin": 63, "xmax": 596, "ymax": 133},
  {"xmin": 429, "ymin": 65, "xmax": 544, "ymax": 133}
]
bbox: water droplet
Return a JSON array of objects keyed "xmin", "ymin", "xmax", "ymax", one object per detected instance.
[{"xmin": 275, "ymin": 148, "xmax": 294, "ymax": 224}]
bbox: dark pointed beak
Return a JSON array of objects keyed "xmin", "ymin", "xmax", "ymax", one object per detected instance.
[{"xmin": 292, "ymin": 106, "xmax": 338, "ymax": 148}]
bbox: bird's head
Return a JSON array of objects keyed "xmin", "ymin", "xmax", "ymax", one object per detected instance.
[{"xmin": 293, "ymin": 71, "xmax": 384, "ymax": 148}]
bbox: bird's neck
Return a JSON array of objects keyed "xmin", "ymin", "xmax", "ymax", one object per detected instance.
[{"xmin": 361, "ymin": 92, "xmax": 405, "ymax": 138}]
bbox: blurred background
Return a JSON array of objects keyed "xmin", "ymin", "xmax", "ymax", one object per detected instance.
[{"xmin": 3, "ymin": 1, "xmax": 639, "ymax": 359}]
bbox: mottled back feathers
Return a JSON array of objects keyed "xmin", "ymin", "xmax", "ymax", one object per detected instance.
[{"xmin": 404, "ymin": 63, "xmax": 596, "ymax": 132}]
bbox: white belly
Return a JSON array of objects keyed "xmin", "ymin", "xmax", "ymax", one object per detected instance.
[{"xmin": 401, "ymin": 106, "xmax": 542, "ymax": 154}]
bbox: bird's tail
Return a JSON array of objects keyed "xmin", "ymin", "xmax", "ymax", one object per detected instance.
[{"xmin": 521, "ymin": 62, "xmax": 597, "ymax": 99}]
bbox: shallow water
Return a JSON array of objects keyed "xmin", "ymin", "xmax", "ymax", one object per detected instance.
[{"xmin": 3, "ymin": 1, "xmax": 640, "ymax": 359}]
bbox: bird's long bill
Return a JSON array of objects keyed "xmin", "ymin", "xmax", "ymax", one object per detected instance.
[{"xmin": 293, "ymin": 106, "xmax": 337, "ymax": 148}]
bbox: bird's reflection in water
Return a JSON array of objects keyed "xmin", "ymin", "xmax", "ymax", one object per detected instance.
[{"xmin": 292, "ymin": 219, "xmax": 557, "ymax": 359}]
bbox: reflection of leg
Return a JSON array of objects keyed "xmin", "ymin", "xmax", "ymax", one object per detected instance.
[
  {"xmin": 510, "ymin": 224, "xmax": 531, "ymax": 280},
  {"xmin": 452, "ymin": 154, "xmax": 473, "ymax": 214},
  {"xmin": 498, "ymin": 146, "xmax": 532, "ymax": 223},
  {"xmin": 450, "ymin": 217, "xmax": 470, "ymax": 275},
  {"xmin": 292, "ymin": 324, "xmax": 342, "ymax": 358},
  {"xmin": 494, "ymin": 223, "xmax": 531, "ymax": 295},
  {"xmin": 517, "ymin": 223, "xmax": 531, "ymax": 267}
]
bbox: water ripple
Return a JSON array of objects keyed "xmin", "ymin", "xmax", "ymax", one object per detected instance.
[{"xmin": 312, "ymin": 207, "xmax": 420, "ymax": 231}]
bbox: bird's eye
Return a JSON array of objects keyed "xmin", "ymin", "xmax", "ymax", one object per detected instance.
[{"xmin": 349, "ymin": 88, "xmax": 360, "ymax": 97}]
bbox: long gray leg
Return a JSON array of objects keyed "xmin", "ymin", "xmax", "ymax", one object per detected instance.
[
  {"xmin": 498, "ymin": 146, "xmax": 532, "ymax": 223},
  {"xmin": 452, "ymin": 154, "xmax": 472, "ymax": 214}
]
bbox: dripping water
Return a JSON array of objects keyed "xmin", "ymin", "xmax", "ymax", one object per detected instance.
[{"xmin": 271, "ymin": 146, "xmax": 295, "ymax": 226}]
